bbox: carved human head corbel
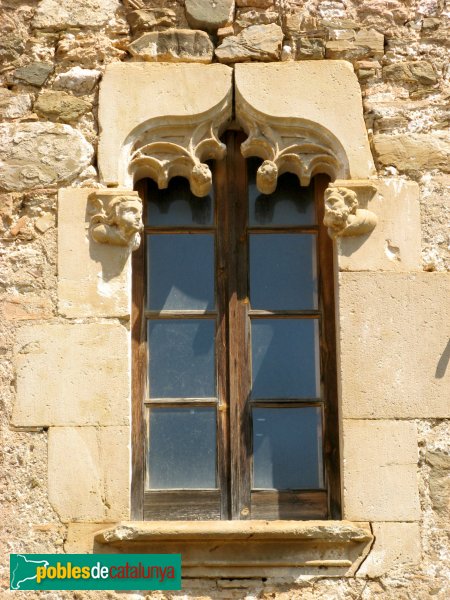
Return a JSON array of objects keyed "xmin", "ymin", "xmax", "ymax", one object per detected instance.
[
  {"xmin": 88, "ymin": 190, "xmax": 143, "ymax": 251},
  {"xmin": 324, "ymin": 185, "xmax": 377, "ymax": 239}
]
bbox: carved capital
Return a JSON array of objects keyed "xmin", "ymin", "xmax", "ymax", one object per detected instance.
[
  {"xmin": 128, "ymin": 100, "xmax": 230, "ymax": 197},
  {"xmin": 324, "ymin": 181, "xmax": 378, "ymax": 239},
  {"xmin": 88, "ymin": 190, "xmax": 143, "ymax": 251}
]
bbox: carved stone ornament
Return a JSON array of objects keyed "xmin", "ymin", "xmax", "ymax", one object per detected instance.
[
  {"xmin": 324, "ymin": 181, "xmax": 378, "ymax": 239},
  {"xmin": 88, "ymin": 190, "xmax": 143, "ymax": 251},
  {"xmin": 236, "ymin": 93, "xmax": 350, "ymax": 194},
  {"xmin": 127, "ymin": 113, "xmax": 229, "ymax": 197}
]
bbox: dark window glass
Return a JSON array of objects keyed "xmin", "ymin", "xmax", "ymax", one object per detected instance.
[
  {"xmin": 248, "ymin": 159, "xmax": 315, "ymax": 227},
  {"xmin": 148, "ymin": 319, "xmax": 215, "ymax": 398},
  {"xmin": 250, "ymin": 234, "xmax": 317, "ymax": 310},
  {"xmin": 147, "ymin": 234, "xmax": 215, "ymax": 310},
  {"xmin": 251, "ymin": 319, "xmax": 320, "ymax": 398},
  {"xmin": 147, "ymin": 177, "xmax": 213, "ymax": 227},
  {"xmin": 252, "ymin": 407, "xmax": 323, "ymax": 489},
  {"xmin": 149, "ymin": 407, "xmax": 216, "ymax": 488}
]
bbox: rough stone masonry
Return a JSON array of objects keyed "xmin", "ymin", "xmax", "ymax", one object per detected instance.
[{"xmin": 0, "ymin": 0, "xmax": 449, "ymax": 599}]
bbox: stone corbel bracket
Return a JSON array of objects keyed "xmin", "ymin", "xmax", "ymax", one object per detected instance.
[
  {"xmin": 88, "ymin": 190, "xmax": 143, "ymax": 251},
  {"xmin": 324, "ymin": 180, "xmax": 378, "ymax": 239},
  {"xmin": 128, "ymin": 110, "xmax": 229, "ymax": 197}
]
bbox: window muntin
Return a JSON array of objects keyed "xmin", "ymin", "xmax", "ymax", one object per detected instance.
[{"xmin": 132, "ymin": 133, "xmax": 340, "ymax": 521}]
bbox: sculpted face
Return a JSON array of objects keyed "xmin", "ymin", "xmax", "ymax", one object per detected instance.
[
  {"xmin": 115, "ymin": 198, "xmax": 143, "ymax": 234},
  {"xmin": 323, "ymin": 188, "xmax": 358, "ymax": 230},
  {"xmin": 257, "ymin": 160, "xmax": 278, "ymax": 194},
  {"xmin": 191, "ymin": 163, "xmax": 212, "ymax": 197}
]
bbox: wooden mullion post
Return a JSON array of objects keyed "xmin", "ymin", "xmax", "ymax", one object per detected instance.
[
  {"xmin": 131, "ymin": 179, "xmax": 147, "ymax": 520},
  {"xmin": 315, "ymin": 174, "xmax": 341, "ymax": 520}
]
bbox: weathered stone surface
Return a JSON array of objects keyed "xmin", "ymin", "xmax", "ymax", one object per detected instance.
[
  {"xmin": 235, "ymin": 62, "xmax": 375, "ymax": 180},
  {"xmin": 422, "ymin": 17, "xmax": 441, "ymax": 29},
  {"xmin": 328, "ymin": 29, "xmax": 356, "ymax": 41},
  {"xmin": 0, "ymin": 34, "xmax": 26, "ymax": 63},
  {"xmin": 98, "ymin": 63, "xmax": 232, "ymax": 186},
  {"xmin": 215, "ymin": 23, "xmax": 282, "ymax": 63},
  {"xmin": 11, "ymin": 323, "xmax": 130, "ymax": 427},
  {"xmin": 0, "ymin": 89, "xmax": 32, "ymax": 119},
  {"xmin": 14, "ymin": 62, "xmax": 53, "ymax": 87},
  {"xmin": 185, "ymin": 0, "xmax": 234, "ymax": 31},
  {"xmin": 58, "ymin": 188, "xmax": 132, "ymax": 317},
  {"xmin": 217, "ymin": 25, "xmax": 235, "ymax": 39},
  {"xmin": 97, "ymin": 520, "xmax": 373, "ymax": 543},
  {"xmin": 355, "ymin": 59, "xmax": 380, "ymax": 80},
  {"xmin": 2, "ymin": 295, "xmax": 53, "ymax": 321},
  {"xmin": 235, "ymin": 8, "xmax": 278, "ymax": 29},
  {"xmin": 65, "ymin": 523, "xmax": 111, "ymax": 553},
  {"xmin": 409, "ymin": 61, "xmax": 438, "ymax": 85},
  {"xmin": 339, "ymin": 273, "xmax": 450, "ymax": 418},
  {"xmin": 295, "ymin": 37, "xmax": 325, "ymax": 60},
  {"xmin": 357, "ymin": 523, "xmax": 421, "ymax": 577},
  {"xmin": 0, "ymin": 122, "xmax": 93, "ymax": 192},
  {"xmin": 373, "ymin": 133, "xmax": 450, "ymax": 173},
  {"xmin": 128, "ymin": 29, "xmax": 214, "ymax": 63},
  {"xmin": 383, "ymin": 61, "xmax": 437, "ymax": 85},
  {"xmin": 342, "ymin": 420, "xmax": 420, "ymax": 521},
  {"xmin": 56, "ymin": 32, "xmax": 126, "ymax": 67},
  {"xmin": 236, "ymin": 0, "xmax": 272, "ymax": 7},
  {"xmin": 426, "ymin": 450, "xmax": 450, "ymax": 517},
  {"xmin": 354, "ymin": 28, "xmax": 384, "ymax": 56},
  {"xmin": 32, "ymin": 0, "xmax": 120, "ymax": 31},
  {"xmin": 325, "ymin": 40, "xmax": 370, "ymax": 61},
  {"xmin": 35, "ymin": 212, "xmax": 54, "ymax": 233},
  {"xmin": 336, "ymin": 179, "xmax": 421, "ymax": 272},
  {"xmin": 126, "ymin": 8, "xmax": 176, "ymax": 33},
  {"xmin": 285, "ymin": 12, "xmax": 319, "ymax": 36},
  {"xmin": 95, "ymin": 521, "xmax": 373, "ymax": 577},
  {"xmin": 48, "ymin": 426, "xmax": 129, "ymax": 522},
  {"xmin": 53, "ymin": 67, "xmax": 101, "ymax": 94},
  {"xmin": 34, "ymin": 90, "xmax": 91, "ymax": 123}
]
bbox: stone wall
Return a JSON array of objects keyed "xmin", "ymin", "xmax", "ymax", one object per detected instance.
[{"xmin": 1, "ymin": 0, "xmax": 449, "ymax": 599}]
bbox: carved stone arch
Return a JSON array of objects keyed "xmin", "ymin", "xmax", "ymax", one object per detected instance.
[
  {"xmin": 235, "ymin": 62, "xmax": 378, "ymax": 238},
  {"xmin": 124, "ymin": 107, "xmax": 229, "ymax": 197},
  {"xmin": 235, "ymin": 62, "xmax": 376, "ymax": 191},
  {"xmin": 238, "ymin": 113, "xmax": 350, "ymax": 194},
  {"xmin": 98, "ymin": 63, "xmax": 233, "ymax": 194}
]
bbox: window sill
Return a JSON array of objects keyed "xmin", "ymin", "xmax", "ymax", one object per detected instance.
[{"xmin": 94, "ymin": 521, "xmax": 373, "ymax": 578}]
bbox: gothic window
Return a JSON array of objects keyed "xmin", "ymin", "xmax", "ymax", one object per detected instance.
[{"xmin": 132, "ymin": 132, "xmax": 340, "ymax": 521}]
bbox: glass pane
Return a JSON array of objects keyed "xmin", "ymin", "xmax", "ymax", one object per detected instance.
[
  {"xmin": 251, "ymin": 319, "xmax": 320, "ymax": 398},
  {"xmin": 147, "ymin": 177, "xmax": 213, "ymax": 227},
  {"xmin": 149, "ymin": 319, "xmax": 215, "ymax": 398},
  {"xmin": 250, "ymin": 234, "xmax": 317, "ymax": 310},
  {"xmin": 248, "ymin": 159, "xmax": 315, "ymax": 227},
  {"xmin": 149, "ymin": 407, "xmax": 216, "ymax": 489},
  {"xmin": 147, "ymin": 234, "xmax": 214, "ymax": 310},
  {"xmin": 253, "ymin": 407, "xmax": 323, "ymax": 489}
]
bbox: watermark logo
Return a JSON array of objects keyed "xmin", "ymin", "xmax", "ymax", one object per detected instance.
[{"xmin": 10, "ymin": 554, "xmax": 181, "ymax": 591}]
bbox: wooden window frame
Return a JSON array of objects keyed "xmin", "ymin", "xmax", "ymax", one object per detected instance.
[{"xmin": 131, "ymin": 131, "xmax": 341, "ymax": 521}]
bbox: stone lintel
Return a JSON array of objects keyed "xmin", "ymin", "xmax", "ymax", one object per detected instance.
[
  {"xmin": 94, "ymin": 521, "xmax": 373, "ymax": 577},
  {"xmin": 98, "ymin": 63, "xmax": 233, "ymax": 189},
  {"xmin": 235, "ymin": 61, "xmax": 375, "ymax": 191}
]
